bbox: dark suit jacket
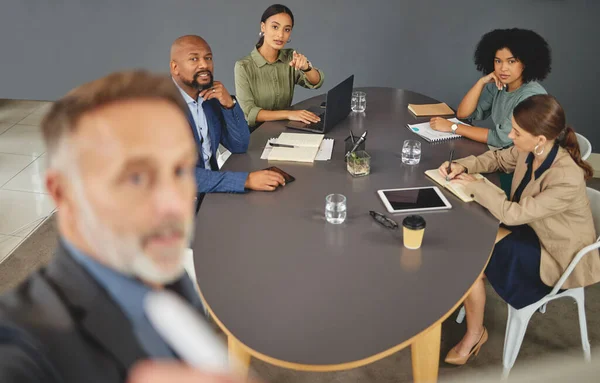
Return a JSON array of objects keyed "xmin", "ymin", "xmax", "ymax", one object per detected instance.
[
  {"xmin": 0, "ymin": 245, "xmax": 149, "ymax": 383},
  {"xmin": 184, "ymin": 97, "xmax": 251, "ymax": 194}
]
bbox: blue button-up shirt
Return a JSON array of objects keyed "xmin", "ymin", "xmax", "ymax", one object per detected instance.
[
  {"xmin": 173, "ymin": 80, "xmax": 213, "ymax": 169},
  {"xmin": 64, "ymin": 239, "xmax": 203, "ymax": 358}
]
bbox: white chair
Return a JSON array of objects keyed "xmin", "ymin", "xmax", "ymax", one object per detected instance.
[
  {"xmin": 456, "ymin": 187, "xmax": 600, "ymax": 379},
  {"xmin": 576, "ymin": 133, "xmax": 592, "ymax": 161}
]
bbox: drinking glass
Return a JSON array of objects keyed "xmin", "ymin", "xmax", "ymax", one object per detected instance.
[
  {"xmin": 401, "ymin": 140, "xmax": 421, "ymax": 165},
  {"xmin": 351, "ymin": 91, "xmax": 366, "ymax": 112},
  {"xmin": 325, "ymin": 194, "xmax": 347, "ymax": 224}
]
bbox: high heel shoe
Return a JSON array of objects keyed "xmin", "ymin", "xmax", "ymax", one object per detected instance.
[{"xmin": 444, "ymin": 327, "xmax": 488, "ymax": 365}]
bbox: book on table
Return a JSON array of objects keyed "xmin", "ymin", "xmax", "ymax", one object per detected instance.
[
  {"xmin": 407, "ymin": 118, "xmax": 466, "ymax": 143},
  {"xmin": 424, "ymin": 169, "xmax": 504, "ymax": 203},
  {"xmin": 267, "ymin": 133, "xmax": 325, "ymax": 163},
  {"xmin": 408, "ymin": 102, "xmax": 455, "ymax": 117}
]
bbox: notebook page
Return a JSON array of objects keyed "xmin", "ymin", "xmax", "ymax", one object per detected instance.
[
  {"xmin": 268, "ymin": 146, "xmax": 319, "ymax": 163},
  {"xmin": 424, "ymin": 169, "xmax": 485, "ymax": 202},
  {"xmin": 315, "ymin": 139, "xmax": 334, "ymax": 161},
  {"xmin": 277, "ymin": 133, "xmax": 324, "ymax": 148},
  {"xmin": 408, "ymin": 118, "xmax": 464, "ymax": 142}
]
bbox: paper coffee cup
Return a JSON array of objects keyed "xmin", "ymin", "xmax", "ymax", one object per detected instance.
[{"xmin": 402, "ymin": 215, "xmax": 426, "ymax": 249}]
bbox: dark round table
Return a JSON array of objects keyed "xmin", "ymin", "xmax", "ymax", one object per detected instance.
[{"xmin": 193, "ymin": 87, "xmax": 500, "ymax": 382}]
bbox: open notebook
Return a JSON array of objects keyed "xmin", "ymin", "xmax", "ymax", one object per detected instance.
[
  {"xmin": 424, "ymin": 169, "xmax": 503, "ymax": 202},
  {"xmin": 407, "ymin": 118, "xmax": 465, "ymax": 143},
  {"xmin": 267, "ymin": 133, "xmax": 324, "ymax": 163}
]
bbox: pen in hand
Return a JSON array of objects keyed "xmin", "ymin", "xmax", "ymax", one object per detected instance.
[{"xmin": 446, "ymin": 149, "xmax": 454, "ymax": 181}]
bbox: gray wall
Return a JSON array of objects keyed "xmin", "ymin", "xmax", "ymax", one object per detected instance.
[{"xmin": 2, "ymin": 0, "xmax": 599, "ymax": 146}]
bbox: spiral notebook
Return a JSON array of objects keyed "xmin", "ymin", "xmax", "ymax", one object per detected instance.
[{"xmin": 407, "ymin": 118, "xmax": 467, "ymax": 143}]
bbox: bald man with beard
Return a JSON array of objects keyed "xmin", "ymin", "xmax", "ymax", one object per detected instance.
[{"xmin": 170, "ymin": 35, "xmax": 285, "ymax": 204}]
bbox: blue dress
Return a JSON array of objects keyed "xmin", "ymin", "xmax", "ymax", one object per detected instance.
[{"xmin": 485, "ymin": 144, "xmax": 560, "ymax": 309}]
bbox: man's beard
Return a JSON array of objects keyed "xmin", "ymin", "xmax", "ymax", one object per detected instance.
[
  {"xmin": 72, "ymin": 180, "xmax": 193, "ymax": 285},
  {"xmin": 183, "ymin": 71, "xmax": 214, "ymax": 91}
]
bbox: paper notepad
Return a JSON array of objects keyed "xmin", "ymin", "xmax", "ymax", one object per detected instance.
[
  {"xmin": 407, "ymin": 118, "xmax": 465, "ymax": 143},
  {"xmin": 267, "ymin": 133, "xmax": 325, "ymax": 163},
  {"xmin": 425, "ymin": 169, "xmax": 503, "ymax": 202},
  {"xmin": 261, "ymin": 138, "xmax": 334, "ymax": 161},
  {"xmin": 408, "ymin": 103, "xmax": 455, "ymax": 117}
]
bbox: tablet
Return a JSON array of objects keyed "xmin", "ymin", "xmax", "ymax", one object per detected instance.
[{"xmin": 377, "ymin": 186, "xmax": 452, "ymax": 214}]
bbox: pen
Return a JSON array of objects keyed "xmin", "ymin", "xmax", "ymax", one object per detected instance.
[
  {"xmin": 345, "ymin": 131, "xmax": 368, "ymax": 158},
  {"xmin": 446, "ymin": 149, "xmax": 454, "ymax": 181},
  {"xmin": 270, "ymin": 143, "xmax": 296, "ymax": 148},
  {"xmin": 349, "ymin": 128, "xmax": 356, "ymax": 144}
]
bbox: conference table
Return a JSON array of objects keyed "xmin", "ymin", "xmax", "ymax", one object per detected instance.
[{"xmin": 192, "ymin": 87, "xmax": 501, "ymax": 382}]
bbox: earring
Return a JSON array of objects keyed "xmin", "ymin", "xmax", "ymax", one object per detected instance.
[
  {"xmin": 259, "ymin": 31, "xmax": 264, "ymax": 37},
  {"xmin": 534, "ymin": 144, "xmax": 545, "ymax": 156},
  {"xmin": 287, "ymin": 39, "xmax": 292, "ymax": 43}
]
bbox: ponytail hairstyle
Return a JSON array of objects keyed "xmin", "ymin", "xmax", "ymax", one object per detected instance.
[
  {"xmin": 513, "ymin": 94, "xmax": 593, "ymax": 180},
  {"xmin": 256, "ymin": 4, "xmax": 294, "ymax": 49}
]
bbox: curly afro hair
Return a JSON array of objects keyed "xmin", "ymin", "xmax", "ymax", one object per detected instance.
[{"xmin": 474, "ymin": 28, "xmax": 552, "ymax": 83}]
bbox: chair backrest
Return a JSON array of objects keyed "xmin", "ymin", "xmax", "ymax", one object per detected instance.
[
  {"xmin": 586, "ymin": 187, "xmax": 600, "ymax": 241},
  {"xmin": 576, "ymin": 133, "xmax": 592, "ymax": 161}
]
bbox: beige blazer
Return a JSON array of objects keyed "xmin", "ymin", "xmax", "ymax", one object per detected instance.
[{"xmin": 456, "ymin": 146, "xmax": 600, "ymax": 289}]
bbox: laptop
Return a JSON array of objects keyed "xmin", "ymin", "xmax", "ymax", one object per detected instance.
[{"xmin": 286, "ymin": 75, "xmax": 354, "ymax": 133}]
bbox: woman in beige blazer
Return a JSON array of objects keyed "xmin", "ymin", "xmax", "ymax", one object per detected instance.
[{"xmin": 438, "ymin": 94, "xmax": 600, "ymax": 365}]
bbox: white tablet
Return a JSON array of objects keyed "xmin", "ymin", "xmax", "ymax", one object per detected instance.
[{"xmin": 377, "ymin": 186, "xmax": 452, "ymax": 214}]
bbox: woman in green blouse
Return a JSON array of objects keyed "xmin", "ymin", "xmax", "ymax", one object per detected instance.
[{"xmin": 234, "ymin": 4, "xmax": 325, "ymax": 129}]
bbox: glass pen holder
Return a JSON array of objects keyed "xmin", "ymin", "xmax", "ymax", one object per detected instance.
[
  {"xmin": 347, "ymin": 150, "xmax": 371, "ymax": 177},
  {"xmin": 344, "ymin": 135, "xmax": 366, "ymax": 162}
]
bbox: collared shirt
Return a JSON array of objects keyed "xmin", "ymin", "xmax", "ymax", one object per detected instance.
[
  {"xmin": 234, "ymin": 47, "xmax": 325, "ymax": 127},
  {"xmin": 469, "ymin": 81, "xmax": 547, "ymax": 148},
  {"xmin": 64, "ymin": 238, "xmax": 203, "ymax": 359},
  {"xmin": 173, "ymin": 79, "xmax": 213, "ymax": 169}
]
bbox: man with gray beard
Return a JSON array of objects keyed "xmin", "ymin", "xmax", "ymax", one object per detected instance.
[{"xmin": 0, "ymin": 71, "xmax": 233, "ymax": 383}]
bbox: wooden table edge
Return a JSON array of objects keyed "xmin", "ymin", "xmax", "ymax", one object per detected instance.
[{"xmin": 197, "ymin": 226, "xmax": 505, "ymax": 374}]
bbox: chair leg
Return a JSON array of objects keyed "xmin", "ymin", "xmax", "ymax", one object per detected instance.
[
  {"xmin": 456, "ymin": 306, "xmax": 466, "ymax": 324},
  {"xmin": 572, "ymin": 288, "xmax": 591, "ymax": 362},
  {"xmin": 502, "ymin": 304, "xmax": 535, "ymax": 379}
]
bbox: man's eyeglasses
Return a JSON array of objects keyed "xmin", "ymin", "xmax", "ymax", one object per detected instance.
[{"xmin": 369, "ymin": 210, "xmax": 398, "ymax": 229}]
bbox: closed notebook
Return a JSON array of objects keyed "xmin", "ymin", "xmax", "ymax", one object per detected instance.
[
  {"xmin": 268, "ymin": 133, "xmax": 324, "ymax": 163},
  {"xmin": 408, "ymin": 103, "xmax": 455, "ymax": 117},
  {"xmin": 424, "ymin": 169, "xmax": 503, "ymax": 202}
]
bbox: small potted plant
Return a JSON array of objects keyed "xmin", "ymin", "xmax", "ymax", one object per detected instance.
[{"xmin": 347, "ymin": 150, "xmax": 371, "ymax": 177}]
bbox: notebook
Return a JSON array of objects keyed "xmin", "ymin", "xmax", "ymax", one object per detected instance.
[
  {"xmin": 267, "ymin": 133, "xmax": 325, "ymax": 163},
  {"xmin": 261, "ymin": 137, "xmax": 334, "ymax": 161},
  {"xmin": 408, "ymin": 103, "xmax": 455, "ymax": 117},
  {"xmin": 407, "ymin": 118, "xmax": 465, "ymax": 143},
  {"xmin": 424, "ymin": 169, "xmax": 503, "ymax": 202}
]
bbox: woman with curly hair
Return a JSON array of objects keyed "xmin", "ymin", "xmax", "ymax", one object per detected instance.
[{"xmin": 431, "ymin": 28, "xmax": 551, "ymax": 149}]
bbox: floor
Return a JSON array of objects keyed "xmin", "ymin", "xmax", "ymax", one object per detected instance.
[{"xmin": 0, "ymin": 99, "xmax": 56, "ymax": 263}]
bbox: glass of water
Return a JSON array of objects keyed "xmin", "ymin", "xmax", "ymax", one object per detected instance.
[
  {"xmin": 325, "ymin": 194, "xmax": 347, "ymax": 224},
  {"xmin": 401, "ymin": 140, "xmax": 421, "ymax": 165},
  {"xmin": 351, "ymin": 91, "xmax": 366, "ymax": 112}
]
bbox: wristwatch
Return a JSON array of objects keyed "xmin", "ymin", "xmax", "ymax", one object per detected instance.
[
  {"xmin": 451, "ymin": 123, "xmax": 459, "ymax": 133},
  {"xmin": 225, "ymin": 95, "xmax": 237, "ymax": 109},
  {"xmin": 301, "ymin": 61, "xmax": 313, "ymax": 72}
]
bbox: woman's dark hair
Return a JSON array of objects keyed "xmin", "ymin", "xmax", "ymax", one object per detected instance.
[
  {"xmin": 513, "ymin": 95, "xmax": 593, "ymax": 180},
  {"xmin": 474, "ymin": 28, "xmax": 552, "ymax": 83},
  {"xmin": 256, "ymin": 4, "xmax": 294, "ymax": 48}
]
